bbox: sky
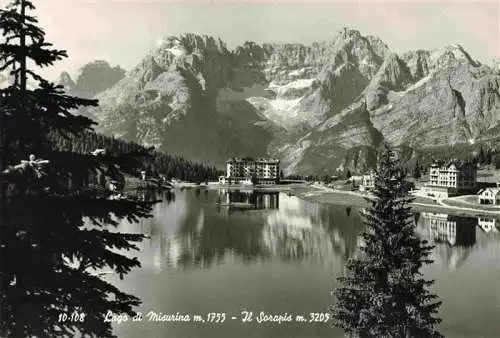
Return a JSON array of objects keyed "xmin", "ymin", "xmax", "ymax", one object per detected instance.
[{"xmin": 1, "ymin": 0, "xmax": 499, "ymax": 81}]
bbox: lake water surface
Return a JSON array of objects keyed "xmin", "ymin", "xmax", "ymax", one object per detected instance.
[{"xmin": 109, "ymin": 188, "xmax": 500, "ymax": 338}]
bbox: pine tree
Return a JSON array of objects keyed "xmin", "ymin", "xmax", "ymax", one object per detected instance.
[
  {"xmin": 323, "ymin": 174, "xmax": 331, "ymax": 185},
  {"xmin": 0, "ymin": 1, "xmax": 156, "ymax": 337},
  {"xmin": 412, "ymin": 160, "xmax": 421, "ymax": 179},
  {"xmin": 331, "ymin": 146, "xmax": 442, "ymax": 337},
  {"xmin": 486, "ymin": 148, "xmax": 492, "ymax": 165},
  {"xmin": 495, "ymin": 154, "xmax": 500, "ymax": 170}
]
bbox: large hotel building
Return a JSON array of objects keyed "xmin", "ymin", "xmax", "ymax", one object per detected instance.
[
  {"xmin": 220, "ymin": 157, "xmax": 280, "ymax": 185},
  {"xmin": 424, "ymin": 161, "xmax": 477, "ymax": 198}
]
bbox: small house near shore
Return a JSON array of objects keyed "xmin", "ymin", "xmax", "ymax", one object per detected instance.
[
  {"xmin": 477, "ymin": 188, "xmax": 500, "ymax": 205},
  {"xmin": 359, "ymin": 170, "xmax": 375, "ymax": 192}
]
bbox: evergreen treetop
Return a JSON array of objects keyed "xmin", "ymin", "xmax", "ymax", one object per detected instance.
[{"xmin": 331, "ymin": 146, "xmax": 442, "ymax": 338}]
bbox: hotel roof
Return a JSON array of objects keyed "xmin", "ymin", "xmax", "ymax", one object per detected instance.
[
  {"xmin": 430, "ymin": 160, "xmax": 475, "ymax": 170},
  {"xmin": 478, "ymin": 187, "xmax": 500, "ymax": 195},
  {"xmin": 226, "ymin": 157, "xmax": 280, "ymax": 163}
]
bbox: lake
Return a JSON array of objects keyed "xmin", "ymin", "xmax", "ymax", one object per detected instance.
[{"xmin": 108, "ymin": 188, "xmax": 500, "ymax": 338}]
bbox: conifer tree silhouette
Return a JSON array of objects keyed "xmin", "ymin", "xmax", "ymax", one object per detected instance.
[
  {"xmin": 0, "ymin": 1, "xmax": 156, "ymax": 337},
  {"xmin": 331, "ymin": 146, "xmax": 442, "ymax": 337}
]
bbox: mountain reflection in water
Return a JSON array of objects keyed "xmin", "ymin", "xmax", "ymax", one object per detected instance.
[
  {"xmin": 416, "ymin": 212, "xmax": 500, "ymax": 270},
  {"xmin": 108, "ymin": 189, "xmax": 500, "ymax": 338},
  {"xmin": 6, "ymin": 188, "xmax": 498, "ymax": 337},
  {"xmin": 119, "ymin": 189, "xmax": 364, "ymax": 271},
  {"xmin": 119, "ymin": 190, "xmax": 500, "ymax": 274}
]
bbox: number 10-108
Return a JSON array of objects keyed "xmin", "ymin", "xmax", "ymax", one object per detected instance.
[{"xmin": 58, "ymin": 312, "xmax": 86, "ymax": 322}]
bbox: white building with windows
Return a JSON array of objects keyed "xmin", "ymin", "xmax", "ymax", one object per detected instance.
[
  {"xmin": 225, "ymin": 157, "xmax": 280, "ymax": 185},
  {"xmin": 359, "ymin": 170, "xmax": 375, "ymax": 192},
  {"xmin": 477, "ymin": 188, "xmax": 500, "ymax": 205},
  {"xmin": 424, "ymin": 161, "xmax": 477, "ymax": 198}
]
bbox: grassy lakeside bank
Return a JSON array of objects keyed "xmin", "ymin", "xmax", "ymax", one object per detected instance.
[
  {"xmin": 292, "ymin": 187, "xmax": 500, "ymax": 218},
  {"xmin": 442, "ymin": 195, "xmax": 500, "ymax": 212}
]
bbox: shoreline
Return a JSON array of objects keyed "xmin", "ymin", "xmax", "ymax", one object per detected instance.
[
  {"xmin": 292, "ymin": 187, "xmax": 500, "ymax": 218},
  {"xmin": 205, "ymin": 183, "xmax": 298, "ymax": 192},
  {"xmin": 171, "ymin": 182, "xmax": 500, "ymax": 217}
]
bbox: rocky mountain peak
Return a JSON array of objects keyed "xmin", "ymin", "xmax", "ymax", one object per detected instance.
[
  {"xmin": 57, "ymin": 71, "xmax": 77, "ymax": 93},
  {"xmin": 336, "ymin": 27, "xmax": 363, "ymax": 41},
  {"xmin": 365, "ymin": 35, "xmax": 390, "ymax": 57},
  {"xmin": 58, "ymin": 71, "xmax": 72, "ymax": 82},
  {"xmin": 332, "ymin": 27, "xmax": 388, "ymax": 58},
  {"xmin": 58, "ymin": 60, "xmax": 126, "ymax": 98},
  {"xmin": 151, "ymin": 34, "xmax": 229, "ymax": 62},
  {"xmin": 143, "ymin": 33, "xmax": 232, "ymax": 94},
  {"xmin": 74, "ymin": 60, "xmax": 126, "ymax": 98},
  {"xmin": 428, "ymin": 44, "xmax": 479, "ymax": 69}
]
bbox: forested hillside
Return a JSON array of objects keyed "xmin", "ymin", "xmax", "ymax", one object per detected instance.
[{"xmin": 49, "ymin": 130, "xmax": 224, "ymax": 182}]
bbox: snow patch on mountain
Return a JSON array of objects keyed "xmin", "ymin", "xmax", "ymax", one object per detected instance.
[
  {"xmin": 289, "ymin": 68, "xmax": 310, "ymax": 78},
  {"xmin": 245, "ymin": 97, "xmax": 303, "ymax": 129},
  {"xmin": 155, "ymin": 37, "xmax": 186, "ymax": 57},
  {"xmin": 196, "ymin": 72, "xmax": 206, "ymax": 91},
  {"xmin": 269, "ymin": 98, "xmax": 302, "ymax": 112},
  {"xmin": 269, "ymin": 78, "xmax": 315, "ymax": 90},
  {"xmin": 166, "ymin": 45, "xmax": 186, "ymax": 57},
  {"xmin": 243, "ymin": 75, "xmax": 320, "ymax": 129},
  {"xmin": 404, "ymin": 75, "xmax": 431, "ymax": 93}
]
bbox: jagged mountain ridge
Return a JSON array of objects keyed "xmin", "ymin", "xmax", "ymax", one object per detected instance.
[
  {"xmin": 58, "ymin": 60, "xmax": 126, "ymax": 99},
  {"xmin": 81, "ymin": 28, "xmax": 500, "ymax": 174},
  {"xmin": 291, "ymin": 43, "xmax": 500, "ymax": 173}
]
